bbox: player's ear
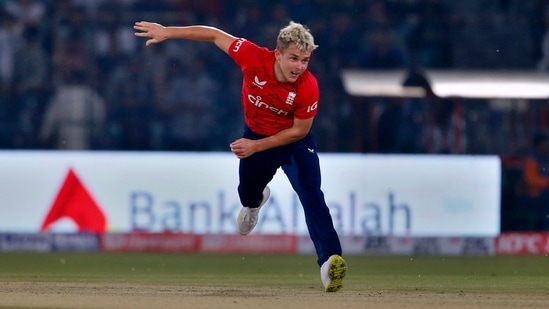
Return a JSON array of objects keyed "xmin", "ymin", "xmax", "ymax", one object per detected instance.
[{"xmin": 274, "ymin": 49, "xmax": 281, "ymax": 61}]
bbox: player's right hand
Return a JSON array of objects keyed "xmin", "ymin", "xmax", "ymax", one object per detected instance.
[{"xmin": 134, "ymin": 21, "xmax": 167, "ymax": 46}]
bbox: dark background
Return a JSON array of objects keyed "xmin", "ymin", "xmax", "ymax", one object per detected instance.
[{"xmin": 1, "ymin": 0, "xmax": 549, "ymax": 232}]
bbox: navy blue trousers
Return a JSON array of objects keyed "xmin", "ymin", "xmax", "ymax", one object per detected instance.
[{"xmin": 237, "ymin": 126, "xmax": 342, "ymax": 266}]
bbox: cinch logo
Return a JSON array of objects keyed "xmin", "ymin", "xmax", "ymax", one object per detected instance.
[
  {"xmin": 41, "ymin": 168, "xmax": 107, "ymax": 233},
  {"xmin": 253, "ymin": 76, "xmax": 267, "ymax": 88},
  {"xmin": 248, "ymin": 94, "xmax": 289, "ymax": 115}
]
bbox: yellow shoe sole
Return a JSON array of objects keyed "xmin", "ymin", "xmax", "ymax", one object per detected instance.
[{"xmin": 325, "ymin": 255, "xmax": 347, "ymax": 292}]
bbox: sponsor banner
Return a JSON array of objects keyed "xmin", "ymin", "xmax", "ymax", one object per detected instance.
[
  {"xmin": 299, "ymin": 236, "xmax": 494, "ymax": 256},
  {"xmin": 201, "ymin": 234, "xmax": 296, "ymax": 253},
  {"xmin": 389, "ymin": 236, "xmax": 494, "ymax": 255},
  {"xmin": 298, "ymin": 235, "xmax": 370, "ymax": 255},
  {"xmin": 51, "ymin": 233, "xmax": 99, "ymax": 251},
  {"xmin": 0, "ymin": 151, "xmax": 500, "ymax": 236},
  {"xmin": 400, "ymin": 237, "xmax": 493, "ymax": 255},
  {"xmin": 495, "ymin": 233, "xmax": 549, "ymax": 255},
  {"xmin": 101, "ymin": 233, "xmax": 200, "ymax": 252},
  {"xmin": 0, "ymin": 233, "xmax": 498, "ymax": 255},
  {"xmin": 297, "ymin": 235, "xmax": 315, "ymax": 254},
  {"xmin": 0, "ymin": 233, "xmax": 99, "ymax": 252},
  {"xmin": 455, "ymin": 237, "xmax": 495, "ymax": 255},
  {"xmin": 0, "ymin": 233, "xmax": 52, "ymax": 252}
]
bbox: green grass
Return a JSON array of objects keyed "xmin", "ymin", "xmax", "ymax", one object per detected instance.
[{"xmin": 1, "ymin": 253, "xmax": 548, "ymax": 295}]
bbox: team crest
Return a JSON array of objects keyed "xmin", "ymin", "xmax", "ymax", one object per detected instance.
[{"xmin": 285, "ymin": 92, "xmax": 296, "ymax": 105}]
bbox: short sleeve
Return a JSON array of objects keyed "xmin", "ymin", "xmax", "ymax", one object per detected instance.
[{"xmin": 294, "ymin": 74, "xmax": 319, "ymax": 119}]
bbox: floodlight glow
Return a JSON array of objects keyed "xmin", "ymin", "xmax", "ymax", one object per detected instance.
[{"xmin": 341, "ymin": 70, "xmax": 549, "ymax": 99}]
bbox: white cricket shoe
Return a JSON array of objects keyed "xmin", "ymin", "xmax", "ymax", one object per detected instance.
[
  {"xmin": 237, "ymin": 186, "xmax": 270, "ymax": 235},
  {"xmin": 320, "ymin": 254, "xmax": 347, "ymax": 292}
]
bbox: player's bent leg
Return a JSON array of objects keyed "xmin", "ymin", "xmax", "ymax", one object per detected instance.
[{"xmin": 237, "ymin": 186, "xmax": 270, "ymax": 235}]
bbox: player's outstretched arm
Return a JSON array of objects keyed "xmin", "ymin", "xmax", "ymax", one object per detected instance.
[{"xmin": 134, "ymin": 21, "xmax": 237, "ymax": 54}]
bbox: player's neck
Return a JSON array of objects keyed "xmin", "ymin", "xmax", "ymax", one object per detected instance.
[{"xmin": 273, "ymin": 62, "xmax": 287, "ymax": 83}]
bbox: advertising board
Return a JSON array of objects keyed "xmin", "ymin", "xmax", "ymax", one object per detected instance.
[{"xmin": 0, "ymin": 151, "xmax": 500, "ymax": 236}]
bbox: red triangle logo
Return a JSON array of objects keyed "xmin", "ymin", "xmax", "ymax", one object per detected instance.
[{"xmin": 41, "ymin": 168, "xmax": 107, "ymax": 233}]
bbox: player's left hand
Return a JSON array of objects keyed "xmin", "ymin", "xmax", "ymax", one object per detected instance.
[{"xmin": 230, "ymin": 138, "xmax": 257, "ymax": 159}]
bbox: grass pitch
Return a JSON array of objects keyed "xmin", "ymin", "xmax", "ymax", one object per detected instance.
[{"xmin": 1, "ymin": 253, "xmax": 549, "ymax": 308}]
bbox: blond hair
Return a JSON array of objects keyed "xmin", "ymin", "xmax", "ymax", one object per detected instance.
[{"xmin": 276, "ymin": 21, "xmax": 318, "ymax": 52}]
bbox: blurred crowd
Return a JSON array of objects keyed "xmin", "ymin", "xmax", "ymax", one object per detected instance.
[{"xmin": 0, "ymin": 0, "xmax": 549, "ymax": 155}]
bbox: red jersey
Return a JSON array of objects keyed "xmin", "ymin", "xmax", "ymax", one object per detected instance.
[{"xmin": 228, "ymin": 38, "xmax": 319, "ymax": 136}]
